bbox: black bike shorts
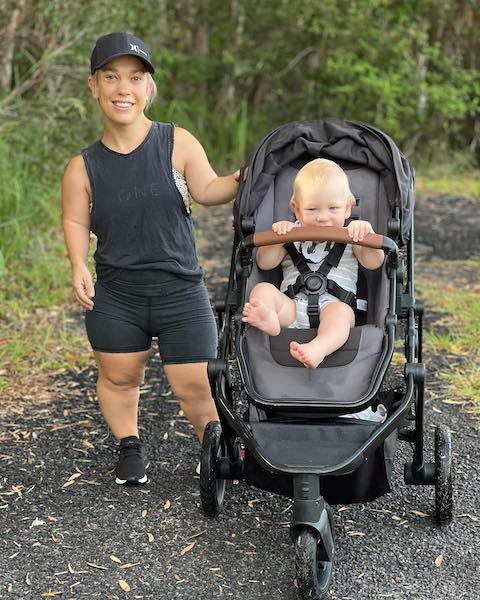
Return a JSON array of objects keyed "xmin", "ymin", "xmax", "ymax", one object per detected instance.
[{"xmin": 85, "ymin": 271, "xmax": 218, "ymax": 364}]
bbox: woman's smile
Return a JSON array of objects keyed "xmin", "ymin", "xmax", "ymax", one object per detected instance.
[{"xmin": 112, "ymin": 100, "xmax": 135, "ymax": 111}]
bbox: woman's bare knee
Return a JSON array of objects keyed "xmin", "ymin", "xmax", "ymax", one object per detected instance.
[
  {"xmin": 95, "ymin": 351, "xmax": 149, "ymax": 389},
  {"xmin": 163, "ymin": 363, "xmax": 211, "ymax": 400}
]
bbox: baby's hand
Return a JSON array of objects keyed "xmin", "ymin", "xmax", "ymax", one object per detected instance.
[
  {"xmin": 272, "ymin": 220, "xmax": 296, "ymax": 235},
  {"xmin": 347, "ymin": 220, "xmax": 374, "ymax": 242}
]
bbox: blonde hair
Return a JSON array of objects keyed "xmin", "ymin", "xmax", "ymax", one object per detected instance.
[
  {"xmin": 291, "ymin": 158, "xmax": 355, "ymax": 208},
  {"xmin": 145, "ymin": 73, "xmax": 157, "ymax": 111}
]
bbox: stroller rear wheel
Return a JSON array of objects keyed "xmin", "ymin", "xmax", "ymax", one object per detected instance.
[
  {"xmin": 200, "ymin": 421, "xmax": 226, "ymax": 517},
  {"xmin": 294, "ymin": 514, "xmax": 334, "ymax": 600},
  {"xmin": 434, "ymin": 424, "xmax": 453, "ymax": 526}
]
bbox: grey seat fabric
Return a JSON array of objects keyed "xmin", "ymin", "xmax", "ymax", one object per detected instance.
[{"xmin": 242, "ymin": 325, "xmax": 385, "ymax": 404}]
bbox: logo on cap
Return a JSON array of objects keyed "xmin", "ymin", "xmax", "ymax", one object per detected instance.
[{"xmin": 129, "ymin": 43, "xmax": 148, "ymax": 58}]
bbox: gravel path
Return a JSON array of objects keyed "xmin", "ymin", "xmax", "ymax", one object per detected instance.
[{"xmin": 1, "ymin": 203, "xmax": 479, "ymax": 600}]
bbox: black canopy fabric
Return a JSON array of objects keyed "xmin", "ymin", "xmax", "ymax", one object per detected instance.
[{"xmin": 237, "ymin": 119, "xmax": 414, "ymax": 244}]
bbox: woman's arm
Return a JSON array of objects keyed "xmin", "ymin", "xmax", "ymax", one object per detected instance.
[
  {"xmin": 173, "ymin": 127, "xmax": 239, "ymax": 206},
  {"xmin": 61, "ymin": 156, "xmax": 95, "ymax": 309}
]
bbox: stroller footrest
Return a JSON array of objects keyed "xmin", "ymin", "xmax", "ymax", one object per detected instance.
[{"xmin": 248, "ymin": 420, "xmax": 379, "ymax": 469}]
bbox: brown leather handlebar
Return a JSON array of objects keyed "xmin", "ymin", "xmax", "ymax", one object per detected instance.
[{"xmin": 251, "ymin": 226, "xmax": 385, "ymax": 250}]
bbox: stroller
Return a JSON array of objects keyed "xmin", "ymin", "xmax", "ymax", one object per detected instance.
[{"xmin": 199, "ymin": 119, "xmax": 453, "ymax": 599}]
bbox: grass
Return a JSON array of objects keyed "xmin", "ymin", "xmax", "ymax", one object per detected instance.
[
  {"xmin": 416, "ymin": 262, "xmax": 480, "ymax": 417},
  {"xmin": 415, "ymin": 157, "xmax": 480, "ymax": 197},
  {"xmin": 0, "ymin": 232, "xmax": 92, "ymax": 393}
]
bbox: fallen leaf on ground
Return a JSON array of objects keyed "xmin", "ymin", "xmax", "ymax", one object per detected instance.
[
  {"xmin": 141, "ymin": 509, "xmax": 147, "ymax": 518},
  {"xmin": 435, "ymin": 554, "xmax": 444, "ymax": 567},
  {"xmin": 180, "ymin": 542, "xmax": 195, "ymax": 555},
  {"xmin": 187, "ymin": 530, "xmax": 206, "ymax": 540},
  {"xmin": 30, "ymin": 518, "xmax": 45, "ymax": 528},
  {"xmin": 62, "ymin": 472, "xmax": 82, "ymax": 488},
  {"xmin": 457, "ymin": 513, "xmax": 479, "ymax": 521},
  {"xmin": 67, "ymin": 562, "xmax": 88, "ymax": 574},
  {"xmin": 147, "ymin": 533, "xmax": 154, "ymax": 543},
  {"xmin": 110, "ymin": 555, "xmax": 122, "ymax": 563},
  {"xmin": 118, "ymin": 579, "xmax": 130, "ymax": 592},
  {"xmin": 120, "ymin": 563, "xmax": 140, "ymax": 569},
  {"xmin": 164, "ymin": 500, "xmax": 171, "ymax": 510},
  {"xmin": 450, "ymin": 345, "xmax": 468, "ymax": 356},
  {"xmin": 87, "ymin": 562, "xmax": 107, "ymax": 570}
]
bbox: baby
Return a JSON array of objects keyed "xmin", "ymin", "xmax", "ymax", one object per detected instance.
[{"xmin": 242, "ymin": 158, "xmax": 385, "ymax": 368}]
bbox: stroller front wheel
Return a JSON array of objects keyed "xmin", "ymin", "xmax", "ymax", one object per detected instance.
[
  {"xmin": 294, "ymin": 525, "xmax": 334, "ymax": 600},
  {"xmin": 200, "ymin": 421, "xmax": 226, "ymax": 517}
]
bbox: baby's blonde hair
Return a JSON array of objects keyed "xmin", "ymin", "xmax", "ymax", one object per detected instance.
[{"xmin": 291, "ymin": 158, "xmax": 355, "ymax": 209}]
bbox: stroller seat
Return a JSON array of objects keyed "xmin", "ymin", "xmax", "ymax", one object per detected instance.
[
  {"xmin": 243, "ymin": 324, "xmax": 385, "ymax": 403},
  {"xmin": 239, "ymin": 159, "xmax": 391, "ymax": 409}
]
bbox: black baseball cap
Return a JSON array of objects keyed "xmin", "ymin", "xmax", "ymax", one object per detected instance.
[{"xmin": 90, "ymin": 32, "xmax": 155, "ymax": 75}]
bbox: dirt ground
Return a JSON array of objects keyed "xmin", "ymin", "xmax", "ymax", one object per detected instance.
[{"xmin": 1, "ymin": 198, "xmax": 479, "ymax": 600}]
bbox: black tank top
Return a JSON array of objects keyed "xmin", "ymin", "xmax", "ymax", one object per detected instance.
[{"xmin": 81, "ymin": 122, "xmax": 202, "ymax": 281}]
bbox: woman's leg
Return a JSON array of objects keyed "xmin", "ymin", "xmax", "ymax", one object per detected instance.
[
  {"xmin": 162, "ymin": 362, "xmax": 218, "ymax": 442},
  {"xmin": 94, "ymin": 350, "xmax": 151, "ymax": 440}
]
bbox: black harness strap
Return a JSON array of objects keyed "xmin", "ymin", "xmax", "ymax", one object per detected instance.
[{"xmin": 284, "ymin": 242, "xmax": 356, "ymax": 328}]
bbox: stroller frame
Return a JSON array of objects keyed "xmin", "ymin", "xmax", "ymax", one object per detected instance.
[{"xmin": 199, "ymin": 119, "xmax": 453, "ymax": 599}]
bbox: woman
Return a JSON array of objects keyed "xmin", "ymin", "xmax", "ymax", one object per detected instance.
[{"xmin": 61, "ymin": 32, "xmax": 239, "ymax": 485}]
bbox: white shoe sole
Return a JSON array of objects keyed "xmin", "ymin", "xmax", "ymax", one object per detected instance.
[
  {"xmin": 115, "ymin": 462, "xmax": 150, "ymax": 485},
  {"xmin": 115, "ymin": 473, "xmax": 148, "ymax": 485}
]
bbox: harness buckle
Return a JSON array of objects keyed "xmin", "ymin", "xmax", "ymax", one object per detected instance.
[{"xmin": 302, "ymin": 272, "xmax": 327, "ymax": 295}]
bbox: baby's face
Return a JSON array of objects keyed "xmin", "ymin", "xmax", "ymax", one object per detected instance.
[{"xmin": 292, "ymin": 176, "xmax": 351, "ymax": 228}]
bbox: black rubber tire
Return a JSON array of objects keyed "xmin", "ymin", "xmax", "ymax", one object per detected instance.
[
  {"xmin": 434, "ymin": 424, "xmax": 453, "ymax": 526},
  {"xmin": 200, "ymin": 421, "xmax": 226, "ymax": 517},
  {"xmin": 294, "ymin": 518, "xmax": 334, "ymax": 599}
]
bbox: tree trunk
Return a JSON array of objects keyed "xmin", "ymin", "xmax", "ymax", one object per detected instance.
[{"xmin": 0, "ymin": 1, "xmax": 25, "ymax": 92}]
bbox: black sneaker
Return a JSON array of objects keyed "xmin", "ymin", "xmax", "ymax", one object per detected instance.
[{"xmin": 115, "ymin": 436, "xmax": 149, "ymax": 485}]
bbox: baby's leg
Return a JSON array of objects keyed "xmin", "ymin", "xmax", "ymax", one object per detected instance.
[
  {"xmin": 290, "ymin": 301, "xmax": 355, "ymax": 368},
  {"xmin": 242, "ymin": 282, "xmax": 296, "ymax": 336}
]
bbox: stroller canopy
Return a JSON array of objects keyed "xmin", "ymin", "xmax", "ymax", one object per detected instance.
[{"xmin": 238, "ymin": 119, "xmax": 414, "ymax": 244}]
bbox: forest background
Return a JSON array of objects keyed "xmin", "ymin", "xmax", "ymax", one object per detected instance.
[{"xmin": 0, "ymin": 0, "xmax": 479, "ymax": 392}]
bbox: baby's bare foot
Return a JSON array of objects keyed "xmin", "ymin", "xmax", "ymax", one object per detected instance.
[
  {"xmin": 242, "ymin": 298, "xmax": 281, "ymax": 336},
  {"xmin": 290, "ymin": 341, "xmax": 325, "ymax": 369}
]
